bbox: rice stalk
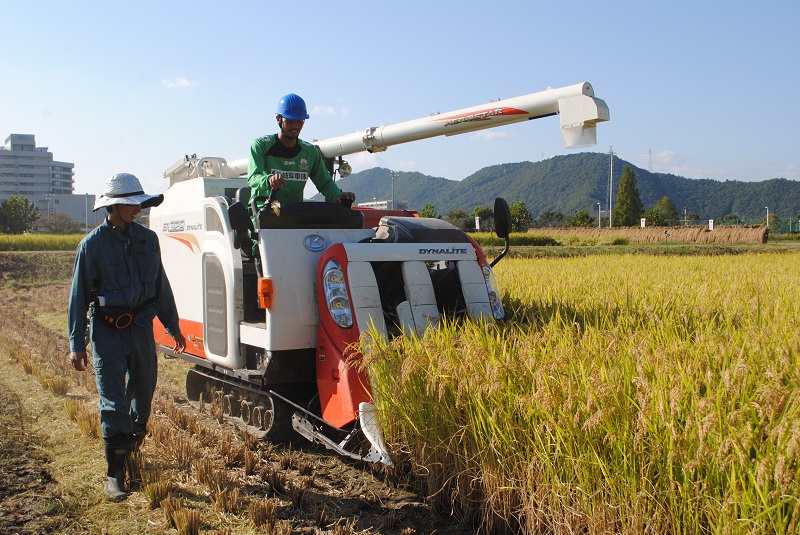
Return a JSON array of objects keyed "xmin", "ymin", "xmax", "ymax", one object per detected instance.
[
  {"xmin": 364, "ymin": 253, "xmax": 800, "ymax": 534},
  {"xmin": 211, "ymin": 487, "xmax": 240, "ymax": 514},
  {"xmin": 172, "ymin": 507, "xmax": 200, "ymax": 535},
  {"xmin": 247, "ymin": 498, "xmax": 277, "ymax": 529},
  {"xmin": 144, "ymin": 480, "xmax": 173, "ymax": 510},
  {"xmin": 40, "ymin": 374, "xmax": 70, "ymax": 396}
]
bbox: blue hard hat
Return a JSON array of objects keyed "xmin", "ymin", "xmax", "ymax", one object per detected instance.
[{"xmin": 276, "ymin": 93, "xmax": 310, "ymax": 120}]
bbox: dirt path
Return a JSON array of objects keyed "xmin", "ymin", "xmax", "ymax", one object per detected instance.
[
  {"xmin": 0, "ymin": 280, "xmax": 471, "ymax": 535},
  {"xmin": 0, "ymin": 369, "xmax": 63, "ymax": 534}
]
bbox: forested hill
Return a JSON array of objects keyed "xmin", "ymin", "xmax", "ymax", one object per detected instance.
[{"xmin": 321, "ymin": 153, "xmax": 800, "ymax": 222}]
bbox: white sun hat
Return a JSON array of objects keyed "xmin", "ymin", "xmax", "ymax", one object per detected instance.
[{"xmin": 93, "ymin": 173, "xmax": 164, "ymax": 212}]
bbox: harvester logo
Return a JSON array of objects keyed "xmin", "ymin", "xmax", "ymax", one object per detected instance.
[
  {"xmin": 438, "ymin": 106, "xmax": 527, "ymax": 127},
  {"xmin": 303, "ymin": 234, "xmax": 327, "ymax": 252},
  {"xmin": 163, "ymin": 220, "xmax": 185, "ymax": 232},
  {"xmin": 418, "ymin": 247, "xmax": 468, "ymax": 255}
]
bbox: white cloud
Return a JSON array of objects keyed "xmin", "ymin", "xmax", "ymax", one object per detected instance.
[
  {"xmin": 629, "ymin": 150, "xmax": 701, "ymax": 178},
  {"xmin": 311, "ymin": 105, "xmax": 350, "ymax": 119},
  {"xmin": 395, "ymin": 160, "xmax": 417, "ymax": 171},
  {"xmin": 632, "ymin": 150, "xmax": 794, "ymax": 182},
  {"xmin": 781, "ymin": 165, "xmax": 798, "ymax": 180},
  {"xmin": 162, "ymin": 77, "xmax": 196, "ymax": 89},
  {"xmin": 312, "ymin": 105, "xmax": 337, "ymax": 116},
  {"xmin": 649, "ymin": 150, "xmax": 681, "ymax": 168},
  {"xmin": 345, "ymin": 151, "xmax": 385, "ymax": 171},
  {"xmin": 469, "ymin": 130, "xmax": 509, "ymax": 142}
]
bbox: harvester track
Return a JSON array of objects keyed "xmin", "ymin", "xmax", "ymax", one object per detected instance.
[{"xmin": 185, "ymin": 365, "xmax": 298, "ymax": 443}]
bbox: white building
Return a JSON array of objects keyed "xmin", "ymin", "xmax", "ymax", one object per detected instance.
[
  {"xmin": 357, "ymin": 200, "xmax": 389, "ymax": 210},
  {"xmin": 0, "ymin": 134, "xmax": 99, "ymax": 230}
]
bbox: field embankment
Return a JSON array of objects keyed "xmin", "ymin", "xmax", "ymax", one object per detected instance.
[
  {"xmin": 526, "ymin": 225, "xmax": 768, "ymax": 244},
  {"xmin": 0, "ymin": 250, "xmax": 75, "ymax": 284}
]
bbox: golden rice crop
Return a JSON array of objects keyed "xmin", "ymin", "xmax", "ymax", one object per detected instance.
[
  {"xmin": 0, "ymin": 234, "xmax": 83, "ymax": 251},
  {"xmin": 471, "ymin": 232, "xmax": 559, "ymax": 247},
  {"xmin": 365, "ymin": 252, "xmax": 800, "ymax": 535}
]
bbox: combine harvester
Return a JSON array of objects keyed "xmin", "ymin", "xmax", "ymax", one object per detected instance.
[{"xmin": 150, "ymin": 82, "xmax": 609, "ymax": 466}]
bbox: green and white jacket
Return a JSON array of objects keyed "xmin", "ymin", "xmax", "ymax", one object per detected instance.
[{"xmin": 247, "ymin": 134, "xmax": 341, "ymax": 207}]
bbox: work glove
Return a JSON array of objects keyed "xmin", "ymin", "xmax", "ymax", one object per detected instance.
[{"xmin": 336, "ymin": 192, "xmax": 355, "ymax": 207}]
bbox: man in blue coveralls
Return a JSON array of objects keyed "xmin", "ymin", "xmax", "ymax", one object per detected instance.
[{"xmin": 67, "ymin": 173, "xmax": 186, "ymax": 500}]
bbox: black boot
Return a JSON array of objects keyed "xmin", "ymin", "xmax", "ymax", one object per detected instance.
[
  {"xmin": 103, "ymin": 436, "xmax": 133, "ymax": 500},
  {"xmin": 132, "ymin": 426, "xmax": 147, "ymax": 453}
]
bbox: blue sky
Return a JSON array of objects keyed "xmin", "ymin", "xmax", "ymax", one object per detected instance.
[{"xmin": 1, "ymin": 1, "xmax": 798, "ymax": 199}]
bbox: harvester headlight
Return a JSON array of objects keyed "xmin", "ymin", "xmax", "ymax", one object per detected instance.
[
  {"xmin": 329, "ymin": 296, "xmax": 349, "ymax": 309},
  {"xmin": 323, "ymin": 260, "xmax": 353, "ymax": 328},
  {"xmin": 323, "ymin": 268, "xmax": 345, "ymax": 285},
  {"xmin": 338, "ymin": 161, "xmax": 352, "ymax": 178},
  {"xmin": 482, "ymin": 265, "xmax": 505, "ymax": 320}
]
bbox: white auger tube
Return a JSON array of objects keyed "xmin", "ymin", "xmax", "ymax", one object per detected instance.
[
  {"xmin": 165, "ymin": 82, "xmax": 609, "ymax": 184},
  {"xmin": 313, "ymin": 82, "xmax": 609, "ymax": 157}
]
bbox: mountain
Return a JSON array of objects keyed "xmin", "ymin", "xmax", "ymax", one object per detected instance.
[
  {"xmin": 320, "ymin": 168, "xmax": 455, "ymax": 212},
  {"xmin": 313, "ymin": 153, "xmax": 800, "ymax": 223}
]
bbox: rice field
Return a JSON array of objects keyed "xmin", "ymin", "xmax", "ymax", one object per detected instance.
[
  {"xmin": 0, "ymin": 233, "xmax": 82, "ymax": 251},
  {"xmin": 366, "ymin": 252, "xmax": 800, "ymax": 534}
]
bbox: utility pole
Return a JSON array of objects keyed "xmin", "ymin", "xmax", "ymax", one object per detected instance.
[
  {"xmin": 608, "ymin": 147, "xmax": 613, "ymax": 228},
  {"xmin": 389, "ymin": 170, "xmax": 397, "ymax": 210},
  {"xmin": 597, "ymin": 202, "xmax": 601, "ymax": 228},
  {"xmin": 43, "ymin": 193, "xmax": 53, "ymax": 219}
]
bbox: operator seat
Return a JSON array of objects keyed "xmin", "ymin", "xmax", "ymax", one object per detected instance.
[
  {"xmin": 235, "ymin": 186, "xmax": 251, "ymax": 206},
  {"xmin": 227, "ymin": 189, "xmax": 255, "ymax": 259}
]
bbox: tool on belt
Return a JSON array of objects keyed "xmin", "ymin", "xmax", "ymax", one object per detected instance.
[{"xmin": 94, "ymin": 296, "xmax": 157, "ymax": 330}]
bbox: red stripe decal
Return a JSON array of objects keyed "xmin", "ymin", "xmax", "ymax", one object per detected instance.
[{"xmin": 435, "ymin": 106, "xmax": 528, "ymax": 127}]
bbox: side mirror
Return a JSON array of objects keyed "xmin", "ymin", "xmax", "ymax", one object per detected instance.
[
  {"xmin": 490, "ymin": 197, "xmax": 511, "ymax": 268},
  {"xmin": 494, "ymin": 197, "xmax": 511, "ymax": 240}
]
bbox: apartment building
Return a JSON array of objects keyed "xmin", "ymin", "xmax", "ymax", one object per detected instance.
[{"xmin": 0, "ymin": 134, "xmax": 99, "ymax": 230}]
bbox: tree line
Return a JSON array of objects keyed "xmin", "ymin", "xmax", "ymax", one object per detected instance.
[
  {"xmin": 425, "ymin": 166, "xmax": 787, "ymax": 232},
  {"xmin": 607, "ymin": 166, "xmax": 782, "ymax": 228}
]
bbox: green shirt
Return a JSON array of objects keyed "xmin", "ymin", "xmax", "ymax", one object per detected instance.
[{"xmin": 247, "ymin": 134, "xmax": 341, "ymax": 207}]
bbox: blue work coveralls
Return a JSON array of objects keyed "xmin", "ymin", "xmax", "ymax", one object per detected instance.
[{"xmin": 68, "ymin": 219, "xmax": 181, "ymax": 439}]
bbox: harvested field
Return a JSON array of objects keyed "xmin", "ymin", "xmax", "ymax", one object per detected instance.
[{"xmin": 0, "ymin": 255, "xmax": 472, "ymax": 535}]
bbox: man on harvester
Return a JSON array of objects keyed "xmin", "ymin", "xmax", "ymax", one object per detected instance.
[{"xmin": 247, "ymin": 93, "xmax": 355, "ymax": 212}]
